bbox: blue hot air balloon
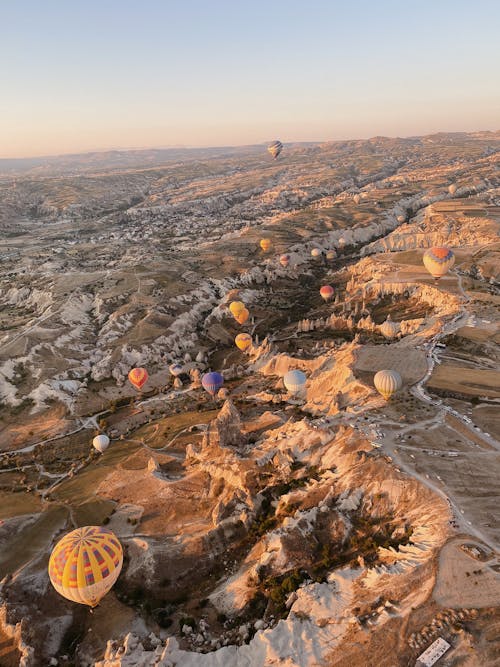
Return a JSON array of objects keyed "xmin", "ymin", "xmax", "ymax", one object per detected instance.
[
  {"xmin": 169, "ymin": 363, "xmax": 184, "ymax": 377},
  {"xmin": 202, "ymin": 372, "xmax": 224, "ymax": 397},
  {"xmin": 283, "ymin": 370, "xmax": 307, "ymax": 395}
]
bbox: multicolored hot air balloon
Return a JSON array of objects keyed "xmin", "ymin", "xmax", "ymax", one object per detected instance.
[
  {"xmin": 320, "ymin": 285, "xmax": 334, "ymax": 302},
  {"xmin": 268, "ymin": 140, "xmax": 283, "ymax": 159},
  {"xmin": 92, "ymin": 434, "xmax": 110, "ymax": 453},
  {"xmin": 235, "ymin": 308, "xmax": 250, "ymax": 325},
  {"xmin": 283, "ymin": 369, "xmax": 307, "ymax": 395},
  {"xmin": 379, "ymin": 317, "xmax": 398, "ymax": 339},
  {"xmin": 128, "ymin": 367, "xmax": 148, "ymax": 391},
  {"xmin": 397, "ymin": 214, "xmax": 406, "ymax": 223},
  {"xmin": 448, "ymin": 184, "xmax": 457, "ymax": 195},
  {"xmin": 48, "ymin": 526, "xmax": 123, "ymax": 607},
  {"xmin": 423, "ymin": 247, "xmax": 455, "ymax": 280},
  {"xmin": 169, "ymin": 363, "xmax": 183, "ymax": 377},
  {"xmin": 311, "ymin": 248, "xmax": 321, "ymax": 259},
  {"xmin": 235, "ymin": 333, "xmax": 252, "ymax": 352},
  {"xmin": 279, "ymin": 254, "xmax": 290, "ymax": 268},
  {"xmin": 260, "ymin": 238, "xmax": 272, "ymax": 252},
  {"xmin": 202, "ymin": 372, "xmax": 224, "ymax": 397},
  {"xmin": 326, "ymin": 250, "xmax": 336, "ymax": 261},
  {"xmin": 229, "ymin": 301, "xmax": 246, "ymax": 318},
  {"xmin": 374, "ymin": 369, "xmax": 402, "ymax": 400}
]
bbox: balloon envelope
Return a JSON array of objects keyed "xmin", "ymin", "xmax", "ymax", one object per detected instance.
[
  {"xmin": 92, "ymin": 434, "xmax": 110, "ymax": 453},
  {"xmin": 260, "ymin": 238, "xmax": 272, "ymax": 252},
  {"xmin": 311, "ymin": 248, "xmax": 321, "ymax": 258},
  {"xmin": 128, "ymin": 367, "xmax": 148, "ymax": 390},
  {"xmin": 279, "ymin": 254, "xmax": 290, "ymax": 268},
  {"xmin": 235, "ymin": 308, "xmax": 250, "ymax": 325},
  {"xmin": 374, "ymin": 369, "xmax": 402, "ymax": 400},
  {"xmin": 283, "ymin": 369, "xmax": 307, "ymax": 395},
  {"xmin": 320, "ymin": 285, "xmax": 334, "ymax": 301},
  {"xmin": 202, "ymin": 372, "xmax": 224, "ymax": 396},
  {"xmin": 268, "ymin": 140, "xmax": 283, "ymax": 159},
  {"xmin": 448, "ymin": 184, "xmax": 457, "ymax": 195},
  {"xmin": 49, "ymin": 526, "xmax": 123, "ymax": 607},
  {"xmin": 326, "ymin": 250, "xmax": 336, "ymax": 261},
  {"xmin": 229, "ymin": 301, "xmax": 246, "ymax": 318},
  {"xmin": 379, "ymin": 319, "xmax": 399, "ymax": 339},
  {"xmin": 235, "ymin": 333, "xmax": 252, "ymax": 352},
  {"xmin": 423, "ymin": 247, "xmax": 455, "ymax": 279}
]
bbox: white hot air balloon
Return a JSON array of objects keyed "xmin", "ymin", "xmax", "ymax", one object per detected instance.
[
  {"xmin": 283, "ymin": 369, "xmax": 307, "ymax": 395},
  {"xmin": 374, "ymin": 369, "xmax": 402, "ymax": 400},
  {"xmin": 379, "ymin": 317, "xmax": 399, "ymax": 339},
  {"xmin": 93, "ymin": 434, "xmax": 110, "ymax": 453}
]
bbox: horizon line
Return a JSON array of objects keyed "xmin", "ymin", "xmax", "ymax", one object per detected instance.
[{"xmin": 1, "ymin": 127, "xmax": 499, "ymax": 162}]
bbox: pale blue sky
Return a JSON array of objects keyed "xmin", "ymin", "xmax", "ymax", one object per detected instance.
[{"xmin": 1, "ymin": 0, "xmax": 499, "ymax": 157}]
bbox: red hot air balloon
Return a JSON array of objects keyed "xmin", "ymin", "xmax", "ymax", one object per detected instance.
[
  {"xmin": 128, "ymin": 367, "xmax": 148, "ymax": 391},
  {"xmin": 320, "ymin": 285, "xmax": 334, "ymax": 302}
]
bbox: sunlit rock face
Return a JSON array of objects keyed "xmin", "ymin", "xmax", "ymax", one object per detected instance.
[{"xmin": 1, "ymin": 133, "xmax": 499, "ymax": 666}]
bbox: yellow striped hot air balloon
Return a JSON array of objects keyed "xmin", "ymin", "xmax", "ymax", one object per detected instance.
[
  {"xmin": 422, "ymin": 247, "xmax": 455, "ymax": 280},
  {"xmin": 235, "ymin": 308, "xmax": 250, "ymax": 325},
  {"xmin": 260, "ymin": 238, "xmax": 272, "ymax": 252},
  {"xmin": 48, "ymin": 526, "xmax": 123, "ymax": 607},
  {"xmin": 235, "ymin": 333, "xmax": 252, "ymax": 352},
  {"xmin": 128, "ymin": 367, "xmax": 148, "ymax": 391},
  {"xmin": 229, "ymin": 301, "xmax": 246, "ymax": 318}
]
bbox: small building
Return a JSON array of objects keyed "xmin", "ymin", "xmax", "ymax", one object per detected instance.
[{"xmin": 415, "ymin": 637, "xmax": 451, "ymax": 667}]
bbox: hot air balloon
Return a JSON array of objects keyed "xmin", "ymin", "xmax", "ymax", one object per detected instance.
[
  {"xmin": 279, "ymin": 254, "xmax": 290, "ymax": 268},
  {"xmin": 235, "ymin": 308, "xmax": 250, "ymax": 325},
  {"xmin": 326, "ymin": 250, "xmax": 337, "ymax": 261},
  {"xmin": 311, "ymin": 248, "xmax": 322, "ymax": 259},
  {"xmin": 353, "ymin": 194, "xmax": 361, "ymax": 204},
  {"xmin": 397, "ymin": 214, "xmax": 405, "ymax": 223},
  {"xmin": 374, "ymin": 369, "xmax": 402, "ymax": 400},
  {"xmin": 202, "ymin": 372, "xmax": 224, "ymax": 397},
  {"xmin": 235, "ymin": 333, "xmax": 252, "ymax": 352},
  {"xmin": 48, "ymin": 526, "xmax": 123, "ymax": 607},
  {"xmin": 268, "ymin": 140, "xmax": 283, "ymax": 159},
  {"xmin": 92, "ymin": 434, "xmax": 110, "ymax": 453},
  {"xmin": 260, "ymin": 238, "xmax": 272, "ymax": 252},
  {"xmin": 320, "ymin": 285, "xmax": 334, "ymax": 302},
  {"xmin": 423, "ymin": 247, "xmax": 455, "ymax": 280},
  {"xmin": 448, "ymin": 184, "xmax": 457, "ymax": 195},
  {"xmin": 128, "ymin": 367, "xmax": 148, "ymax": 391},
  {"xmin": 283, "ymin": 369, "xmax": 307, "ymax": 395},
  {"xmin": 229, "ymin": 301, "xmax": 246, "ymax": 318},
  {"xmin": 379, "ymin": 317, "xmax": 398, "ymax": 339},
  {"xmin": 169, "ymin": 363, "xmax": 183, "ymax": 377}
]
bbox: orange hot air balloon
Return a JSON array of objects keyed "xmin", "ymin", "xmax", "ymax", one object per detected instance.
[
  {"xmin": 235, "ymin": 308, "xmax": 250, "ymax": 325},
  {"xmin": 320, "ymin": 285, "xmax": 334, "ymax": 302},
  {"xmin": 235, "ymin": 333, "xmax": 252, "ymax": 352},
  {"xmin": 229, "ymin": 301, "xmax": 246, "ymax": 318},
  {"xmin": 260, "ymin": 238, "xmax": 272, "ymax": 252},
  {"xmin": 128, "ymin": 367, "xmax": 148, "ymax": 391},
  {"xmin": 423, "ymin": 247, "xmax": 455, "ymax": 280}
]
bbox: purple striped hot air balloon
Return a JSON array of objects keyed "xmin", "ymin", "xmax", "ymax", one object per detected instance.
[{"xmin": 202, "ymin": 372, "xmax": 224, "ymax": 397}]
